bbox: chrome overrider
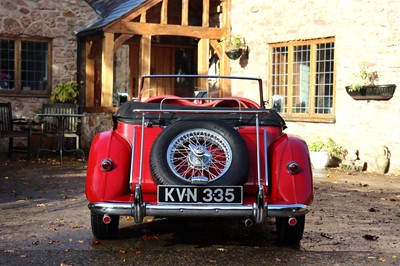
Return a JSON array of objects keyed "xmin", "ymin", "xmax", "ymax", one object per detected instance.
[{"xmin": 88, "ymin": 184, "xmax": 311, "ymax": 224}]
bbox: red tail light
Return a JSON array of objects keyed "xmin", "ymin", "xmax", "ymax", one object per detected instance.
[
  {"xmin": 100, "ymin": 158, "xmax": 114, "ymax": 172},
  {"xmin": 287, "ymin": 161, "xmax": 300, "ymax": 174}
]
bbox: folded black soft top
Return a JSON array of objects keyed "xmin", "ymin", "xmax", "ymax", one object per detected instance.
[{"xmin": 113, "ymin": 101, "xmax": 286, "ymax": 128}]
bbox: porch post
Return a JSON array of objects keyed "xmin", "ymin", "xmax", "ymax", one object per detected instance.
[
  {"xmin": 101, "ymin": 32, "xmax": 114, "ymax": 107},
  {"xmin": 139, "ymin": 35, "xmax": 151, "ymax": 95}
]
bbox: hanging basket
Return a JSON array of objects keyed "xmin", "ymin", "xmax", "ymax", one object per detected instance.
[
  {"xmin": 225, "ymin": 49, "xmax": 243, "ymax": 60},
  {"xmin": 345, "ymin": 84, "xmax": 396, "ymax": 100}
]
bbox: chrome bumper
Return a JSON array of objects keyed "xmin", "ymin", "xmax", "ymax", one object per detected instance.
[{"xmin": 88, "ymin": 185, "xmax": 310, "ymax": 224}]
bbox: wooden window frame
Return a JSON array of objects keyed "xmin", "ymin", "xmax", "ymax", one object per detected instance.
[
  {"xmin": 268, "ymin": 37, "xmax": 336, "ymax": 123},
  {"xmin": 0, "ymin": 36, "xmax": 52, "ymax": 97}
]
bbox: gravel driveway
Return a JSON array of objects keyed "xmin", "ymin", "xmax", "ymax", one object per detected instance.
[{"xmin": 0, "ymin": 155, "xmax": 399, "ymax": 265}]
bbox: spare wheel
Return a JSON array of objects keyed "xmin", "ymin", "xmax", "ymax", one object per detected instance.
[{"xmin": 150, "ymin": 120, "xmax": 249, "ymax": 186}]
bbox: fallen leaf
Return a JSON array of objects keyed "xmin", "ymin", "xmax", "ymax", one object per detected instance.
[
  {"xmin": 119, "ymin": 249, "xmax": 127, "ymax": 254},
  {"xmin": 69, "ymin": 225, "xmax": 81, "ymax": 229},
  {"xmin": 320, "ymin": 233, "xmax": 334, "ymax": 239},
  {"xmin": 363, "ymin": 234, "xmax": 379, "ymax": 241},
  {"xmin": 142, "ymin": 235, "xmax": 159, "ymax": 240},
  {"xmin": 4, "ymin": 250, "xmax": 15, "ymax": 253},
  {"xmin": 91, "ymin": 240, "xmax": 101, "ymax": 246}
]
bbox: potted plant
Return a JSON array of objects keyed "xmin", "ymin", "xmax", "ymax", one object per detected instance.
[
  {"xmin": 308, "ymin": 138, "xmax": 344, "ymax": 168},
  {"xmin": 345, "ymin": 62, "xmax": 396, "ymax": 100},
  {"xmin": 218, "ymin": 34, "xmax": 247, "ymax": 60},
  {"xmin": 308, "ymin": 140, "xmax": 329, "ymax": 169},
  {"xmin": 50, "ymin": 81, "xmax": 79, "ymax": 104}
]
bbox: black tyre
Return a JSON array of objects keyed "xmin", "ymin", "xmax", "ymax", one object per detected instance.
[
  {"xmin": 91, "ymin": 212, "xmax": 119, "ymax": 239},
  {"xmin": 150, "ymin": 120, "xmax": 249, "ymax": 185},
  {"xmin": 276, "ymin": 215, "xmax": 305, "ymax": 244}
]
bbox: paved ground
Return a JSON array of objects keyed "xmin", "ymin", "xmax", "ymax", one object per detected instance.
[{"xmin": 0, "ymin": 154, "xmax": 399, "ymax": 265}]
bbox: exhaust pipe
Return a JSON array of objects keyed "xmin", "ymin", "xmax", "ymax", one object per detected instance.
[{"xmin": 243, "ymin": 218, "xmax": 253, "ymax": 227}]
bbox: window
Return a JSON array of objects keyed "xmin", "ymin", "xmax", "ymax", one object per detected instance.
[
  {"xmin": 269, "ymin": 38, "xmax": 335, "ymax": 122},
  {"xmin": 0, "ymin": 37, "xmax": 51, "ymax": 94}
]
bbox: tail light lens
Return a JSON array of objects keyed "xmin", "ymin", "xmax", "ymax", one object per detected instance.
[
  {"xmin": 287, "ymin": 161, "xmax": 300, "ymax": 174},
  {"xmin": 100, "ymin": 158, "xmax": 114, "ymax": 172}
]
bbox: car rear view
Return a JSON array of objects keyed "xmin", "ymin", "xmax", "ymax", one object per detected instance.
[{"xmin": 86, "ymin": 75, "xmax": 313, "ymax": 243}]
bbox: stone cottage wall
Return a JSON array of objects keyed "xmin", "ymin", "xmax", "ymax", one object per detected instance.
[
  {"xmin": 0, "ymin": 0, "xmax": 97, "ymax": 152},
  {"xmin": 230, "ymin": 0, "xmax": 400, "ymax": 174}
]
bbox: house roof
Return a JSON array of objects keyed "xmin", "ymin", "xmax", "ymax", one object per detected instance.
[{"xmin": 76, "ymin": 0, "xmax": 146, "ymax": 35}]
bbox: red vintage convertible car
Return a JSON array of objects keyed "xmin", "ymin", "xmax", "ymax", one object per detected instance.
[{"xmin": 86, "ymin": 75, "xmax": 313, "ymax": 243}]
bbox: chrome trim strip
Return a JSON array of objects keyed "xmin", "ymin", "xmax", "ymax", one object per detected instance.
[
  {"xmin": 138, "ymin": 114, "xmax": 145, "ymax": 184},
  {"xmin": 255, "ymin": 113, "xmax": 261, "ymax": 186},
  {"xmin": 263, "ymin": 128, "xmax": 269, "ymax": 187},
  {"xmin": 133, "ymin": 108, "xmax": 269, "ymax": 115},
  {"xmin": 129, "ymin": 127, "xmax": 136, "ymax": 190}
]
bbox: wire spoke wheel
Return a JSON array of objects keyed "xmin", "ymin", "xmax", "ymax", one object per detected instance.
[{"xmin": 167, "ymin": 129, "xmax": 232, "ymax": 182}]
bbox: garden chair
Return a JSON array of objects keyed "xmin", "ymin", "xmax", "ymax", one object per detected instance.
[{"xmin": 0, "ymin": 102, "xmax": 32, "ymax": 159}]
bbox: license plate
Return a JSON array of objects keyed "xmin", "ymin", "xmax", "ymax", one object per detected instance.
[{"xmin": 158, "ymin": 186, "xmax": 242, "ymax": 204}]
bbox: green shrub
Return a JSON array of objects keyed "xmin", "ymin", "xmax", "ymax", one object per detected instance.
[{"xmin": 50, "ymin": 81, "xmax": 79, "ymax": 104}]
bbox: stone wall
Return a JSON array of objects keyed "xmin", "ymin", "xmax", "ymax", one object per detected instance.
[
  {"xmin": 0, "ymin": 0, "xmax": 98, "ymax": 151},
  {"xmin": 230, "ymin": 0, "xmax": 400, "ymax": 174}
]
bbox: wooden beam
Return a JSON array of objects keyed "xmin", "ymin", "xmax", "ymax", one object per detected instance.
[
  {"xmin": 114, "ymin": 34, "xmax": 134, "ymax": 52},
  {"xmin": 140, "ymin": 11, "xmax": 146, "ymax": 23},
  {"xmin": 85, "ymin": 41, "xmax": 95, "ymax": 107},
  {"xmin": 139, "ymin": 35, "xmax": 151, "ymax": 96},
  {"xmin": 202, "ymin": 0, "xmax": 209, "ymax": 27},
  {"xmin": 161, "ymin": 0, "xmax": 168, "ymax": 24},
  {"xmin": 220, "ymin": 0, "xmax": 231, "ymax": 97},
  {"xmin": 104, "ymin": 0, "xmax": 162, "ymax": 30},
  {"xmin": 182, "ymin": 0, "xmax": 188, "ymax": 26},
  {"xmin": 210, "ymin": 40, "xmax": 222, "ymax": 59},
  {"xmin": 107, "ymin": 21, "xmax": 224, "ymax": 39},
  {"xmin": 101, "ymin": 33, "xmax": 114, "ymax": 107},
  {"xmin": 197, "ymin": 38, "xmax": 209, "ymax": 91}
]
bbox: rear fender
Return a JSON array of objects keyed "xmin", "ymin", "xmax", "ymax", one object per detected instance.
[
  {"xmin": 86, "ymin": 130, "xmax": 131, "ymax": 202},
  {"xmin": 269, "ymin": 134, "xmax": 313, "ymax": 205}
]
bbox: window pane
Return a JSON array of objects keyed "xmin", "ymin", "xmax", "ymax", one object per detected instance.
[
  {"xmin": 292, "ymin": 45, "xmax": 310, "ymax": 114},
  {"xmin": 271, "ymin": 47, "xmax": 288, "ymax": 113},
  {"xmin": 21, "ymin": 41, "xmax": 48, "ymax": 91},
  {"xmin": 0, "ymin": 39, "xmax": 15, "ymax": 90},
  {"xmin": 315, "ymin": 42, "xmax": 334, "ymax": 114}
]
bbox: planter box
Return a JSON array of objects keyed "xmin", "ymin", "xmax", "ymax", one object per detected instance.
[{"xmin": 345, "ymin": 84, "xmax": 396, "ymax": 101}]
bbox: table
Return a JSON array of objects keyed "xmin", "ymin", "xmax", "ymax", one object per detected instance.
[{"xmin": 36, "ymin": 113, "xmax": 85, "ymax": 164}]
